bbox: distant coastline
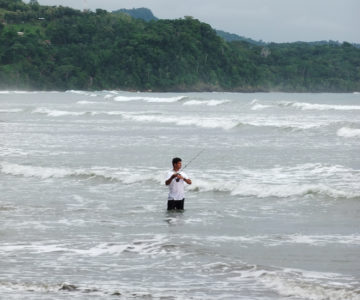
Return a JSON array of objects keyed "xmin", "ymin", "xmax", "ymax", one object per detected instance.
[
  {"xmin": 1, "ymin": 88, "xmax": 359, "ymax": 94},
  {"xmin": 0, "ymin": 1, "xmax": 359, "ymax": 93}
]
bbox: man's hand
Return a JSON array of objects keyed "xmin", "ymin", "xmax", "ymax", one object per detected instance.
[
  {"xmin": 176, "ymin": 174, "xmax": 192, "ymax": 184},
  {"xmin": 184, "ymin": 178, "xmax": 192, "ymax": 185},
  {"xmin": 165, "ymin": 173, "xmax": 192, "ymax": 185},
  {"xmin": 175, "ymin": 173, "xmax": 183, "ymax": 180},
  {"xmin": 165, "ymin": 173, "xmax": 178, "ymax": 185}
]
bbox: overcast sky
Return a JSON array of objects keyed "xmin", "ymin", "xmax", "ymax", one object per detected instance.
[{"xmin": 36, "ymin": 0, "xmax": 360, "ymax": 43}]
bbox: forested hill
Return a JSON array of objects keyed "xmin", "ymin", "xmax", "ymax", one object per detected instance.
[
  {"xmin": 112, "ymin": 8, "xmax": 158, "ymax": 22},
  {"xmin": 112, "ymin": 8, "xmax": 265, "ymax": 46},
  {"xmin": 0, "ymin": 0, "xmax": 359, "ymax": 92}
]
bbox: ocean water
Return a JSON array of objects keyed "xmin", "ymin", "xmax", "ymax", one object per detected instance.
[{"xmin": 0, "ymin": 90, "xmax": 360, "ymax": 299}]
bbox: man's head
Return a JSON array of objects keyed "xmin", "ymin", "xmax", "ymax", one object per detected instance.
[{"xmin": 172, "ymin": 157, "xmax": 182, "ymax": 171}]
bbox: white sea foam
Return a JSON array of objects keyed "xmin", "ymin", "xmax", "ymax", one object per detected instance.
[
  {"xmin": 281, "ymin": 101, "xmax": 360, "ymax": 111},
  {"xmin": 65, "ymin": 90, "xmax": 89, "ymax": 95},
  {"xmin": 121, "ymin": 113, "xmax": 238, "ymax": 130},
  {"xmin": 0, "ymin": 280, "xmax": 121, "ymax": 297},
  {"xmin": 0, "ymin": 162, "xmax": 164, "ymax": 185},
  {"xmin": 32, "ymin": 107, "xmax": 88, "ymax": 117},
  {"xmin": 123, "ymin": 113, "xmax": 332, "ymax": 130},
  {"xmin": 64, "ymin": 90, "xmax": 98, "ymax": 97},
  {"xmin": 259, "ymin": 268, "xmax": 360, "ymax": 300},
  {"xmin": 250, "ymin": 99, "xmax": 272, "ymax": 110},
  {"xmin": 1, "ymin": 162, "xmax": 359, "ymax": 199},
  {"xmin": 202, "ymin": 234, "xmax": 360, "ymax": 246},
  {"xmin": 0, "ymin": 235, "xmax": 174, "ymax": 258},
  {"xmin": 0, "ymin": 162, "xmax": 77, "ymax": 179},
  {"xmin": 191, "ymin": 180, "xmax": 358, "ymax": 198},
  {"xmin": 120, "ymin": 111, "xmax": 315, "ymax": 130},
  {"xmin": 29, "ymin": 107, "xmax": 331, "ymax": 131},
  {"xmin": 0, "ymin": 108, "xmax": 23, "ymax": 113},
  {"xmin": 0, "ymin": 147, "xmax": 28, "ymax": 156},
  {"xmin": 201, "ymin": 262, "xmax": 360, "ymax": 300},
  {"xmin": 114, "ymin": 95, "xmax": 187, "ymax": 103},
  {"xmin": 231, "ymin": 182, "xmax": 356, "ymax": 198},
  {"xmin": 0, "ymin": 91, "xmax": 56, "ymax": 95},
  {"xmin": 286, "ymin": 234, "xmax": 360, "ymax": 246},
  {"xmin": 113, "ymin": 96, "xmax": 142, "ymax": 102},
  {"xmin": 74, "ymin": 237, "xmax": 174, "ymax": 256},
  {"xmin": 251, "ymin": 103, "xmax": 271, "ymax": 110},
  {"xmin": 337, "ymin": 127, "xmax": 360, "ymax": 138},
  {"xmin": 15, "ymin": 91, "xmax": 38, "ymax": 94},
  {"xmin": 240, "ymin": 114, "xmax": 333, "ymax": 130},
  {"xmin": 0, "ymin": 281, "xmax": 64, "ymax": 293},
  {"xmin": 97, "ymin": 110, "xmax": 126, "ymax": 116},
  {"xmin": 183, "ymin": 100, "xmax": 230, "ymax": 106},
  {"xmin": 122, "ymin": 112, "xmax": 332, "ymax": 130},
  {"xmin": 189, "ymin": 163, "xmax": 360, "ymax": 199},
  {"xmin": 76, "ymin": 100, "xmax": 103, "ymax": 105}
]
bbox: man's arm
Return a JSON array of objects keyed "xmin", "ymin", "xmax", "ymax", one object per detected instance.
[
  {"xmin": 165, "ymin": 174, "xmax": 177, "ymax": 185},
  {"xmin": 177, "ymin": 174, "xmax": 192, "ymax": 185},
  {"xmin": 184, "ymin": 178, "xmax": 192, "ymax": 185}
]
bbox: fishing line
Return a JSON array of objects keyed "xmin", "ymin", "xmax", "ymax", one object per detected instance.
[
  {"xmin": 176, "ymin": 148, "xmax": 205, "ymax": 181},
  {"xmin": 181, "ymin": 148, "xmax": 205, "ymax": 171}
]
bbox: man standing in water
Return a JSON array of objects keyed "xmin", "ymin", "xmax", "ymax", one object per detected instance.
[{"xmin": 165, "ymin": 157, "xmax": 192, "ymax": 210}]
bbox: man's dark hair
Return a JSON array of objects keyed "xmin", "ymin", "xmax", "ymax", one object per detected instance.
[{"xmin": 172, "ymin": 157, "xmax": 182, "ymax": 166}]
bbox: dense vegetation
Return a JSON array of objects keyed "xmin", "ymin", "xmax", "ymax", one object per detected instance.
[
  {"xmin": 215, "ymin": 29, "xmax": 266, "ymax": 46},
  {"xmin": 0, "ymin": 0, "xmax": 359, "ymax": 92},
  {"xmin": 113, "ymin": 8, "xmax": 158, "ymax": 22}
]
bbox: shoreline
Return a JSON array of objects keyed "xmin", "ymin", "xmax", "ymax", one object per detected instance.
[{"xmin": 1, "ymin": 87, "xmax": 359, "ymax": 94}]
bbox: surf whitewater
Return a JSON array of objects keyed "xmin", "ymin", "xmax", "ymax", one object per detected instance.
[
  {"xmin": 1, "ymin": 91, "xmax": 359, "ymax": 300},
  {"xmin": 1, "ymin": 162, "xmax": 359, "ymax": 199}
]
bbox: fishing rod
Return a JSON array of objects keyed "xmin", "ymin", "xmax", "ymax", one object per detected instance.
[
  {"xmin": 176, "ymin": 148, "xmax": 205, "ymax": 181},
  {"xmin": 182, "ymin": 148, "xmax": 205, "ymax": 171}
]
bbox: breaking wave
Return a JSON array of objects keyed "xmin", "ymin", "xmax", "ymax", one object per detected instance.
[
  {"xmin": 183, "ymin": 99, "xmax": 230, "ymax": 106},
  {"xmin": 117, "ymin": 111, "xmax": 333, "ymax": 130},
  {"xmin": 76, "ymin": 100, "xmax": 104, "ymax": 105},
  {"xmin": 113, "ymin": 95, "xmax": 188, "ymax": 103},
  {"xmin": 0, "ymin": 263, "xmax": 358, "ymax": 299},
  {"xmin": 0, "ymin": 162, "xmax": 163, "ymax": 185},
  {"xmin": 201, "ymin": 234, "xmax": 360, "ymax": 246},
  {"xmin": 0, "ymin": 234, "xmax": 173, "ymax": 257},
  {"xmin": 189, "ymin": 163, "xmax": 360, "ymax": 199},
  {"xmin": 0, "ymin": 109, "xmax": 23, "ymax": 113},
  {"xmin": 2, "ymin": 162, "xmax": 359, "ymax": 199},
  {"xmin": 0, "ymin": 263, "xmax": 359, "ymax": 300},
  {"xmin": 0, "ymin": 280, "xmax": 122, "ymax": 297},
  {"xmin": 30, "ymin": 108, "xmax": 239, "ymax": 130},
  {"xmin": 337, "ymin": 127, "xmax": 360, "ymax": 138},
  {"xmin": 120, "ymin": 113, "xmax": 239, "ymax": 130},
  {"xmin": 190, "ymin": 180, "xmax": 360, "ymax": 199},
  {"xmin": 32, "ymin": 107, "xmax": 89, "ymax": 117},
  {"xmin": 280, "ymin": 101, "xmax": 360, "ymax": 111},
  {"xmin": 65, "ymin": 90, "xmax": 98, "ymax": 97},
  {"xmin": 250, "ymin": 99, "xmax": 272, "ymax": 110},
  {"xmin": 0, "ymin": 91, "xmax": 41, "ymax": 95},
  {"xmin": 258, "ymin": 268, "xmax": 360, "ymax": 300},
  {"xmin": 28, "ymin": 106, "xmax": 343, "ymax": 131},
  {"xmin": 201, "ymin": 262, "xmax": 360, "ymax": 300}
]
